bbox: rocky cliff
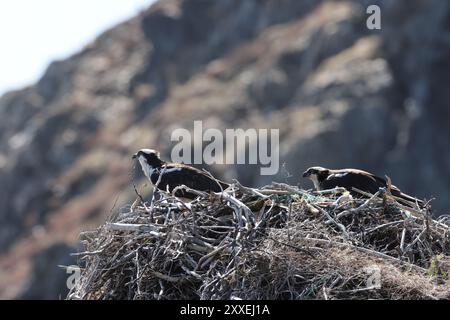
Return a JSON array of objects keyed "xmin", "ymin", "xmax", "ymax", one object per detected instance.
[{"xmin": 1, "ymin": 0, "xmax": 449, "ymax": 299}]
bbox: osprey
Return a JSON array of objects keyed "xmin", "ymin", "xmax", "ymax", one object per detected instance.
[
  {"xmin": 302, "ymin": 166, "xmax": 424, "ymax": 207},
  {"xmin": 132, "ymin": 149, "xmax": 229, "ymax": 199}
]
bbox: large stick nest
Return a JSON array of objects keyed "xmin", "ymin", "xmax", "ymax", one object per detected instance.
[{"xmin": 67, "ymin": 182, "xmax": 450, "ymax": 300}]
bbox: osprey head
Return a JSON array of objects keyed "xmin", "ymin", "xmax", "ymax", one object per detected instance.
[
  {"xmin": 132, "ymin": 149, "xmax": 163, "ymax": 167},
  {"xmin": 302, "ymin": 166, "xmax": 330, "ymax": 179},
  {"xmin": 302, "ymin": 167, "xmax": 331, "ymax": 190}
]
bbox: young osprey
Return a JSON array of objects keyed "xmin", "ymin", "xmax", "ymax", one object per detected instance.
[
  {"xmin": 132, "ymin": 149, "xmax": 229, "ymax": 199},
  {"xmin": 302, "ymin": 166, "xmax": 424, "ymax": 207}
]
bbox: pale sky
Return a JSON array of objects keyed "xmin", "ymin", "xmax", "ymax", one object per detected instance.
[{"xmin": 0, "ymin": 0, "xmax": 155, "ymax": 96}]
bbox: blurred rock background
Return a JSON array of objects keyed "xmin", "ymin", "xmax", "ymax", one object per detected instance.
[{"xmin": 1, "ymin": 0, "xmax": 449, "ymax": 299}]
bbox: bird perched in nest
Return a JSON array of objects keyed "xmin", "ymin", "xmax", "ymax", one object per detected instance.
[
  {"xmin": 302, "ymin": 166, "xmax": 424, "ymax": 207},
  {"xmin": 132, "ymin": 149, "xmax": 229, "ymax": 199}
]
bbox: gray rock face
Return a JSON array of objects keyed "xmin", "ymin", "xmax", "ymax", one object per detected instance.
[
  {"xmin": 18, "ymin": 243, "xmax": 77, "ymax": 300},
  {"xmin": 0, "ymin": 0, "xmax": 449, "ymax": 299}
]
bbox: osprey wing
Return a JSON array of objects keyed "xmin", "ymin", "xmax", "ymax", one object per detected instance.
[
  {"xmin": 369, "ymin": 173, "xmax": 424, "ymax": 206},
  {"xmin": 155, "ymin": 163, "xmax": 228, "ymax": 193},
  {"xmin": 322, "ymin": 170, "xmax": 384, "ymax": 194}
]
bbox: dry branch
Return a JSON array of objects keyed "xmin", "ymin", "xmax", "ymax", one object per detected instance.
[{"xmin": 67, "ymin": 181, "xmax": 450, "ymax": 300}]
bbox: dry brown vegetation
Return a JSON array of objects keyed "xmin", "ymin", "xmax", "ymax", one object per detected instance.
[{"xmin": 67, "ymin": 181, "xmax": 450, "ymax": 300}]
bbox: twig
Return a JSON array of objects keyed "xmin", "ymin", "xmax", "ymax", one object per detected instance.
[
  {"xmin": 302, "ymin": 238, "xmax": 426, "ymax": 272},
  {"xmin": 107, "ymin": 223, "xmax": 164, "ymax": 237},
  {"xmin": 336, "ymin": 190, "xmax": 383, "ymax": 220},
  {"xmin": 233, "ymin": 179, "xmax": 269, "ymax": 199},
  {"xmin": 312, "ymin": 204, "xmax": 349, "ymax": 239}
]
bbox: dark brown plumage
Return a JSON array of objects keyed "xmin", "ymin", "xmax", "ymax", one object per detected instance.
[
  {"xmin": 302, "ymin": 166, "xmax": 424, "ymax": 207},
  {"xmin": 133, "ymin": 149, "xmax": 229, "ymax": 199}
]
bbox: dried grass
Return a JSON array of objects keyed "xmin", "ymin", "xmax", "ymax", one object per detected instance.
[{"xmin": 67, "ymin": 182, "xmax": 450, "ymax": 300}]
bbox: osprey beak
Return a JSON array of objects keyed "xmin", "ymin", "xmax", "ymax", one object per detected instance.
[
  {"xmin": 302, "ymin": 171, "xmax": 310, "ymax": 178},
  {"xmin": 132, "ymin": 153, "xmax": 138, "ymax": 159}
]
